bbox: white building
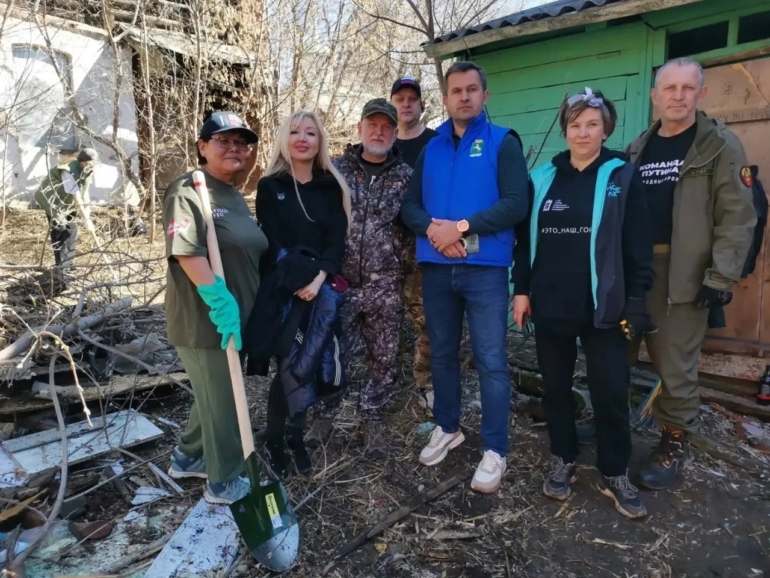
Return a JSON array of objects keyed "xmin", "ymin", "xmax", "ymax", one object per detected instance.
[{"xmin": 0, "ymin": 4, "xmax": 140, "ymax": 208}]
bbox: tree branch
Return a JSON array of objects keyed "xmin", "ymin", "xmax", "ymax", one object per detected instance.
[{"xmin": 9, "ymin": 353, "xmax": 69, "ymax": 575}]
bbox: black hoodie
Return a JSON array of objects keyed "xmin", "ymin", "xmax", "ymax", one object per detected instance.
[
  {"xmin": 256, "ymin": 170, "xmax": 348, "ymax": 276},
  {"xmin": 511, "ymin": 147, "xmax": 653, "ymax": 332}
]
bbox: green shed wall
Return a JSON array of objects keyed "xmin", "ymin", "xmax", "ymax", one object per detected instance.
[
  {"xmin": 471, "ymin": 0, "xmax": 770, "ymax": 162},
  {"xmin": 475, "ymin": 23, "xmax": 660, "ymax": 163}
]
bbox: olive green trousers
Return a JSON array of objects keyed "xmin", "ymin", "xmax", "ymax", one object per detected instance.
[{"xmin": 176, "ymin": 346, "xmax": 244, "ymax": 483}]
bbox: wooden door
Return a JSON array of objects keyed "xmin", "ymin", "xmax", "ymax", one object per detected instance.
[{"xmin": 700, "ymin": 58, "xmax": 770, "ymax": 356}]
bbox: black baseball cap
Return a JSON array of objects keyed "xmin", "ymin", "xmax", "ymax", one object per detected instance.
[
  {"xmin": 361, "ymin": 99, "xmax": 398, "ymax": 126},
  {"xmin": 199, "ymin": 111, "xmax": 258, "ymax": 143},
  {"xmin": 391, "ymin": 77, "xmax": 422, "ymax": 98}
]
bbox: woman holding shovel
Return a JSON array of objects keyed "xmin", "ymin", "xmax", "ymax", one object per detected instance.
[{"xmin": 163, "ymin": 111, "xmax": 266, "ymax": 504}]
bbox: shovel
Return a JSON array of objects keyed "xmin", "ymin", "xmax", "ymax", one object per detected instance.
[{"xmin": 192, "ymin": 170, "xmax": 300, "ymax": 572}]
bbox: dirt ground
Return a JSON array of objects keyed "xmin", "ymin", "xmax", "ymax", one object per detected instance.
[{"xmin": 1, "ymin": 210, "xmax": 769, "ymax": 578}]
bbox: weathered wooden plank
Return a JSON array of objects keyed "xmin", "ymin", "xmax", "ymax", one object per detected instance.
[
  {"xmin": 424, "ymin": 0, "xmax": 703, "ymax": 58},
  {"xmin": 699, "ymin": 388, "xmax": 770, "ymax": 422},
  {"xmin": 486, "ymin": 76, "xmax": 628, "ymax": 116},
  {"xmin": 144, "ymin": 498, "xmax": 240, "ymax": 578},
  {"xmin": 712, "ymin": 107, "xmax": 770, "ymax": 124},
  {"xmin": 1, "ymin": 411, "xmax": 163, "ymax": 478},
  {"xmin": 0, "ymin": 447, "xmax": 28, "ymax": 488},
  {"xmin": 0, "ymin": 372, "xmax": 187, "ymax": 415}
]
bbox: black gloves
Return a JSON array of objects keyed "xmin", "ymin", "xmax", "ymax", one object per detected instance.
[
  {"xmin": 620, "ymin": 297, "xmax": 657, "ymax": 341},
  {"xmin": 695, "ymin": 285, "xmax": 733, "ymax": 309}
]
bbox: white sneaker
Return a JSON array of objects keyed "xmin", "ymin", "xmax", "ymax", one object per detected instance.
[
  {"xmin": 471, "ymin": 450, "xmax": 507, "ymax": 493},
  {"xmin": 419, "ymin": 426, "xmax": 465, "ymax": 466}
]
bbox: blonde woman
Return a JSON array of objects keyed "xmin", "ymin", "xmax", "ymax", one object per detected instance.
[{"xmin": 245, "ymin": 110, "xmax": 350, "ymax": 477}]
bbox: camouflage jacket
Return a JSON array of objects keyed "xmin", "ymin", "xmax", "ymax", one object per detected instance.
[{"xmin": 332, "ymin": 144, "xmax": 412, "ymax": 287}]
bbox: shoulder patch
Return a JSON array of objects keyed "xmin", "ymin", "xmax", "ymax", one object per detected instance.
[{"xmin": 740, "ymin": 166, "xmax": 754, "ymax": 188}]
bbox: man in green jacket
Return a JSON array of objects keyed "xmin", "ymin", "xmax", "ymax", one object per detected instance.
[
  {"xmin": 627, "ymin": 57, "xmax": 756, "ymax": 490},
  {"xmin": 34, "ymin": 148, "xmax": 98, "ymax": 270}
]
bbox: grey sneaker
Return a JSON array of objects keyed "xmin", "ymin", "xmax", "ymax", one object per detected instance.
[
  {"xmin": 543, "ymin": 457, "xmax": 577, "ymax": 501},
  {"xmin": 305, "ymin": 418, "xmax": 334, "ymax": 449},
  {"xmin": 168, "ymin": 447, "xmax": 207, "ymax": 480},
  {"xmin": 205, "ymin": 477, "xmax": 250, "ymax": 505},
  {"xmin": 598, "ymin": 474, "xmax": 647, "ymax": 519}
]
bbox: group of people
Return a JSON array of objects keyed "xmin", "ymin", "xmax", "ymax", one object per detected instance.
[{"xmin": 158, "ymin": 56, "xmax": 757, "ymax": 519}]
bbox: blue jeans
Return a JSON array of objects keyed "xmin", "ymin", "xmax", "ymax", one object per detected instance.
[{"xmin": 421, "ymin": 264, "xmax": 512, "ymax": 455}]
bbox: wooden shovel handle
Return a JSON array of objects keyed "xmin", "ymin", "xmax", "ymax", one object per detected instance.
[{"xmin": 191, "ymin": 170, "xmax": 255, "ymax": 458}]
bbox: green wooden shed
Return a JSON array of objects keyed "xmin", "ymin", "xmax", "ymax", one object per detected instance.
[{"xmin": 423, "ymin": 0, "xmax": 770, "ymax": 362}]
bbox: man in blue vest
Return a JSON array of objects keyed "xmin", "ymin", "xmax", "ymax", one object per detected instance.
[{"xmin": 401, "ymin": 61, "xmax": 529, "ymax": 493}]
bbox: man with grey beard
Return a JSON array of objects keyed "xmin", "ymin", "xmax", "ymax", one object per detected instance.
[{"xmin": 312, "ymin": 99, "xmax": 412, "ymax": 459}]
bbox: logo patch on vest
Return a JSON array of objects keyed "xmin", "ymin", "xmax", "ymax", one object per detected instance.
[
  {"xmin": 470, "ymin": 140, "xmax": 484, "ymax": 157},
  {"xmin": 740, "ymin": 166, "xmax": 754, "ymax": 188},
  {"xmin": 542, "ymin": 200, "xmax": 569, "ymax": 212},
  {"xmin": 606, "ymin": 183, "xmax": 621, "ymax": 198}
]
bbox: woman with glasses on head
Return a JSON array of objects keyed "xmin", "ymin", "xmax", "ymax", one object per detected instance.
[
  {"xmin": 511, "ymin": 88, "xmax": 655, "ymax": 519},
  {"xmin": 162, "ymin": 111, "xmax": 267, "ymax": 505},
  {"xmin": 244, "ymin": 110, "xmax": 350, "ymax": 477}
]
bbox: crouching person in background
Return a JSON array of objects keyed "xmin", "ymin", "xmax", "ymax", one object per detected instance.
[{"xmin": 511, "ymin": 89, "xmax": 654, "ymax": 518}]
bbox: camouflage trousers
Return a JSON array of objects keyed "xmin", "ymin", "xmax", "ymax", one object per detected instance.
[
  {"xmin": 316, "ymin": 275, "xmax": 403, "ymax": 423},
  {"xmin": 404, "ymin": 244, "xmax": 432, "ymax": 390}
]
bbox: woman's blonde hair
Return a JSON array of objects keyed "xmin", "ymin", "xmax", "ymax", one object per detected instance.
[{"xmin": 263, "ymin": 110, "xmax": 351, "ymax": 228}]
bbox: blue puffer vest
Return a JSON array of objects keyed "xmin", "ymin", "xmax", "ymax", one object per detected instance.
[{"xmin": 417, "ymin": 112, "xmax": 513, "ymax": 267}]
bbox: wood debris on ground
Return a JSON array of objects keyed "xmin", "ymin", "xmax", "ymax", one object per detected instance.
[{"xmin": 0, "ymin": 213, "xmax": 768, "ymax": 577}]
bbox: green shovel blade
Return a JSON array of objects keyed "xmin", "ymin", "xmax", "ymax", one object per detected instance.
[{"xmin": 229, "ymin": 453, "xmax": 299, "ymax": 572}]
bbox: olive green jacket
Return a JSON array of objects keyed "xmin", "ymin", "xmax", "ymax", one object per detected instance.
[
  {"xmin": 627, "ymin": 111, "xmax": 756, "ymax": 304},
  {"xmin": 34, "ymin": 159, "xmax": 92, "ymax": 223}
]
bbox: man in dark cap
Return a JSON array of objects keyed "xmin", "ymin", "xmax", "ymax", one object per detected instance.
[
  {"xmin": 35, "ymin": 147, "xmax": 99, "ymax": 270},
  {"xmin": 312, "ymin": 99, "xmax": 412, "ymax": 458},
  {"xmin": 391, "ymin": 78, "xmax": 439, "ymax": 414}
]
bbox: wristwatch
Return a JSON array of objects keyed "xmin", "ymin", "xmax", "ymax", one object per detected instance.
[{"xmin": 456, "ymin": 219, "xmax": 470, "ymax": 233}]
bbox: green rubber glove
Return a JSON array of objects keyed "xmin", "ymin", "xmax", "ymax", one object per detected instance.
[{"xmin": 196, "ymin": 276, "xmax": 242, "ymax": 350}]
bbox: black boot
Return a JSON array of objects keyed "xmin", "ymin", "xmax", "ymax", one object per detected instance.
[
  {"xmin": 264, "ymin": 432, "xmax": 289, "ymax": 479},
  {"xmin": 638, "ymin": 426, "xmax": 689, "ymax": 490},
  {"xmin": 286, "ymin": 428, "xmax": 312, "ymax": 475}
]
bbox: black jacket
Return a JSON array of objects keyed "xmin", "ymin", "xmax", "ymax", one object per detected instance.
[
  {"xmin": 243, "ymin": 246, "xmax": 320, "ymax": 371},
  {"xmin": 511, "ymin": 148, "xmax": 653, "ymax": 329},
  {"xmin": 743, "ymin": 166, "xmax": 767, "ymax": 278},
  {"xmin": 243, "ymin": 247, "xmax": 346, "ymax": 417},
  {"xmin": 256, "ymin": 171, "xmax": 348, "ymax": 276}
]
